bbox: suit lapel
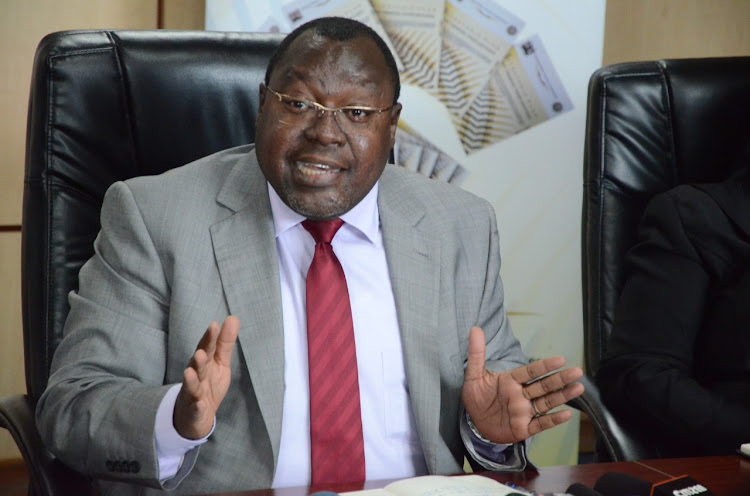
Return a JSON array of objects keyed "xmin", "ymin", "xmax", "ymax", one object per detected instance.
[
  {"xmin": 378, "ymin": 167, "xmax": 443, "ymax": 473},
  {"xmin": 208, "ymin": 160, "xmax": 445, "ymax": 472},
  {"xmin": 210, "ymin": 154, "xmax": 285, "ymax": 463}
]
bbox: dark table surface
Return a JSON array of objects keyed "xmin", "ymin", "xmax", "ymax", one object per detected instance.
[
  {"xmin": 208, "ymin": 455, "xmax": 750, "ymax": 496},
  {"xmin": 3, "ymin": 455, "xmax": 748, "ymax": 495}
]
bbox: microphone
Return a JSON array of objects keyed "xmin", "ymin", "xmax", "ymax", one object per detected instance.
[
  {"xmin": 565, "ymin": 482, "xmax": 604, "ymax": 495},
  {"xmin": 594, "ymin": 472, "xmax": 650, "ymax": 495},
  {"xmin": 593, "ymin": 472, "xmax": 714, "ymax": 496}
]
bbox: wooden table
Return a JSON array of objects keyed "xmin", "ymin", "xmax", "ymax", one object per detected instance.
[
  {"xmin": 491, "ymin": 455, "xmax": 750, "ymax": 494},
  {"xmin": 211, "ymin": 456, "xmax": 750, "ymax": 496},
  {"xmin": 3, "ymin": 456, "xmax": 749, "ymax": 495}
]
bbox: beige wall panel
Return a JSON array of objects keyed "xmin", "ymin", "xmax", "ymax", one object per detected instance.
[
  {"xmin": 0, "ymin": 231, "xmax": 23, "ymax": 461},
  {"xmin": 604, "ymin": 0, "xmax": 750, "ymax": 65},
  {"xmin": 0, "ymin": 99, "xmax": 26, "ymax": 228},
  {"xmin": 161, "ymin": 0, "xmax": 206, "ymax": 30},
  {"xmin": 0, "ymin": 0, "xmax": 159, "ymax": 226}
]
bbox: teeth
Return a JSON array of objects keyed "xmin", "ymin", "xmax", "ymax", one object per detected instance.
[{"xmin": 296, "ymin": 162, "xmax": 337, "ymax": 175}]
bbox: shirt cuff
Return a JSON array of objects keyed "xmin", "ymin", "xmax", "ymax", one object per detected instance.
[
  {"xmin": 155, "ymin": 384, "xmax": 214, "ymax": 482},
  {"xmin": 461, "ymin": 411, "xmax": 529, "ymax": 471}
]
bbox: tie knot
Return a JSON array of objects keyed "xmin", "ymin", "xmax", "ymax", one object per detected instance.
[{"xmin": 302, "ymin": 218, "xmax": 344, "ymax": 244}]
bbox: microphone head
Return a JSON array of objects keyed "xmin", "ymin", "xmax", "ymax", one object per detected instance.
[
  {"xmin": 594, "ymin": 472, "xmax": 652, "ymax": 496},
  {"xmin": 566, "ymin": 482, "xmax": 604, "ymax": 496}
]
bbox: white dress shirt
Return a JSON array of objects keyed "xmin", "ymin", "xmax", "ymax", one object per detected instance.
[
  {"xmin": 269, "ymin": 182, "xmax": 427, "ymax": 486},
  {"xmin": 154, "ymin": 182, "xmax": 428, "ymax": 485}
]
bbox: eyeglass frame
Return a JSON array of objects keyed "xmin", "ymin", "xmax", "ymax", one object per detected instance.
[{"xmin": 263, "ymin": 84, "xmax": 395, "ymax": 128}]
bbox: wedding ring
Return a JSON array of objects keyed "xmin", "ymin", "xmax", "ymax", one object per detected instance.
[{"xmin": 532, "ymin": 399, "xmax": 542, "ymax": 417}]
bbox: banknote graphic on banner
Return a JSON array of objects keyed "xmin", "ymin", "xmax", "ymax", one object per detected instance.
[
  {"xmin": 438, "ymin": 0, "xmax": 524, "ymax": 121},
  {"xmin": 207, "ymin": 0, "xmax": 572, "ymax": 156},
  {"xmin": 394, "ymin": 123, "xmax": 469, "ymax": 186},
  {"xmin": 282, "ymin": 0, "xmax": 403, "ymax": 71},
  {"xmin": 370, "ymin": 0, "xmax": 444, "ymax": 92},
  {"xmin": 457, "ymin": 35, "xmax": 573, "ymax": 154}
]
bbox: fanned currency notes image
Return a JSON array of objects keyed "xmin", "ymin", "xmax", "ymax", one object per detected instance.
[
  {"xmin": 438, "ymin": 0, "xmax": 524, "ymax": 121},
  {"xmin": 394, "ymin": 123, "xmax": 469, "ymax": 186},
  {"xmin": 456, "ymin": 35, "xmax": 573, "ymax": 154},
  {"xmin": 229, "ymin": 0, "xmax": 574, "ymax": 159},
  {"xmin": 371, "ymin": 0, "xmax": 444, "ymax": 92}
]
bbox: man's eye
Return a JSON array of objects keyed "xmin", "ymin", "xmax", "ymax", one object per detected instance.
[
  {"xmin": 284, "ymin": 98, "xmax": 311, "ymax": 112},
  {"xmin": 343, "ymin": 107, "xmax": 374, "ymax": 122}
]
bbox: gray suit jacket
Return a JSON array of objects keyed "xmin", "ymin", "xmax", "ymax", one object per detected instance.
[{"xmin": 36, "ymin": 145, "xmax": 527, "ymax": 495}]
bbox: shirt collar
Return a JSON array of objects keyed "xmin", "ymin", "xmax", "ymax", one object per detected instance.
[{"xmin": 268, "ymin": 182, "xmax": 380, "ymax": 243}]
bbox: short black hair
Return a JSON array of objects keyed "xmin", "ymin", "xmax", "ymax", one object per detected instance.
[{"xmin": 264, "ymin": 16, "xmax": 400, "ymax": 104}]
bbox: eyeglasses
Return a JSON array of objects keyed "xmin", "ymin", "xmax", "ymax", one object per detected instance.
[{"xmin": 264, "ymin": 85, "xmax": 394, "ymax": 130}]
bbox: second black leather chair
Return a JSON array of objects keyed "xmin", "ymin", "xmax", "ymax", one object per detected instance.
[{"xmin": 576, "ymin": 56, "xmax": 750, "ymax": 461}]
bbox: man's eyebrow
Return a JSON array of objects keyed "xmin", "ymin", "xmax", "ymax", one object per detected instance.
[
  {"xmin": 275, "ymin": 67, "xmax": 311, "ymax": 85},
  {"xmin": 280, "ymin": 66, "xmax": 380, "ymax": 85}
]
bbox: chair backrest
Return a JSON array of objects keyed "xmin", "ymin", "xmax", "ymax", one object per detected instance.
[
  {"xmin": 23, "ymin": 29, "xmax": 285, "ymax": 404},
  {"xmin": 582, "ymin": 56, "xmax": 750, "ymax": 377}
]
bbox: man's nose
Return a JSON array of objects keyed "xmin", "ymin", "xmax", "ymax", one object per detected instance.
[{"xmin": 304, "ymin": 109, "xmax": 346, "ymax": 144}]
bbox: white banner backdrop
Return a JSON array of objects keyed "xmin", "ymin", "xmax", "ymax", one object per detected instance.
[{"xmin": 206, "ymin": 0, "xmax": 606, "ymax": 467}]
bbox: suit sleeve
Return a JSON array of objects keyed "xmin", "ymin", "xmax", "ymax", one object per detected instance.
[
  {"xmin": 35, "ymin": 181, "xmax": 197, "ymax": 488},
  {"xmin": 596, "ymin": 189, "xmax": 750, "ymax": 453},
  {"xmin": 474, "ymin": 200, "xmax": 527, "ymax": 372},
  {"xmin": 462, "ymin": 200, "xmax": 530, "ymax": 470}
]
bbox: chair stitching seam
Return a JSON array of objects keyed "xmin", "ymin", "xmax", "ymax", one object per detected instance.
[{"xmin": 106, "ymin": 31, "xmax": 142, "ymax": 177}]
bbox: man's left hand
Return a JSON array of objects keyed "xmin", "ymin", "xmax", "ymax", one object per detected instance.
[{"xmin": 461, "ymin": 326, "xmax": 585, "ymax": 445}]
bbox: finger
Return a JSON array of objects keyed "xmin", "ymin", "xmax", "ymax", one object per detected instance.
[
  {"xmin": 194, "ymin": 321, "xmax": 220, "ymax": 364},
  {"xmin": 204, "ymin": 321, "xmax": 222, "ymax": 360},
  {"xmin": 215, "ymin": 316, "xmax": 240, "ymax": 366},
  {"xmin": 464, "ymin": 327, "xmax": 487, "ymax": 383},
  {"xmin": 196, "ymin": 321, "xmax": 219, "ymax": 349},
  {"xmin": 511, "ymin": 356, "xmax": 567, "ymax": 385},
  {"xmin": 530, "ymin": 397, "xmax": 543, "ymax": 418},
  {"xmin": 181, "ymin": 366, "xmax": 201, "ymax": 401},
  {"xmin": 175, "ymin": 367, "xmax": 214, "ymax": 440},
  {"xmin": 523, "ymin": 366, "xmax": 583, "ymax": 399},
  {"xmin": 528, "ymin": 408, "xmax": 573, "ymax": 436},
  {"xmin": 532, "ymin": 381, "xmax": 585, "ymax": 415},
  {"xmin": 190, "ymin": 348, "xmax": 209, "ymax": 382}
]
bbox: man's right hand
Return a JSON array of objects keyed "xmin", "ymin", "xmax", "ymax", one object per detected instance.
[{"xmin": 174, "ymin": 316, "xmax": 240, "ymax": 439}]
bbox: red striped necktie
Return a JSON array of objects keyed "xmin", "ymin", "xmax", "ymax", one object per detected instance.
[{"xmin": 302, "ymin": 218, "xmax": 366, "ymax": 485}]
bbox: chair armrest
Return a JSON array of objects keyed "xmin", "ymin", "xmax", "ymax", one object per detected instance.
[
  {"xmin": 0, "ymin": 394, "xmax": 91, "ymax": 496},
  {"xmin": 567, "ymin": 375, "xmax": 658, "ymax": 462}
]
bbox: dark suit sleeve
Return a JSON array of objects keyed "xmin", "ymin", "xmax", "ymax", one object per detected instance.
[{"xmin": 596, "ymin": 188, "xmax": 750, "ymax": 454}]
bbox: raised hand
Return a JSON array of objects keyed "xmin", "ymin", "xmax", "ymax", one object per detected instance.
[
  {"xmin": 461, "ymin": 326, "xmax": 584, "ymax": 444},
  {"xmin": 173, "ymin": 316, "xmax": 240, "ymax": 439}
]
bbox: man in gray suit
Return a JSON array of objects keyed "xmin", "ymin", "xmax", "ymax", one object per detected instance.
[{"xmin": 36, "ymin": 17, "xmax": 583, "ymax": 495}]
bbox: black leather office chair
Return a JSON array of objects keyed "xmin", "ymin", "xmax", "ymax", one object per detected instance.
[
  {"xmin": 574, "ymin": 56, "xmax": 750, "ymax": 461},
  {"xmin": 0, "ymin": 29, "xmax": 284, "ymax": 495}
]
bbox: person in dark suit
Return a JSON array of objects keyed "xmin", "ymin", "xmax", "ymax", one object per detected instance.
[
  {"xmin": 597, "ymin": 169, "xmax": 750, "ymax": 456},
  {"xmin": 36, "ymin": 16, "xmax": 584, "ymax": 494}
]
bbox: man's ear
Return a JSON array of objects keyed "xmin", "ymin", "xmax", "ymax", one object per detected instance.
[
  {"xmin": 257, "ymin": 83, "xmax": 268, "ymax": 115},
  {"xmin": 389, "ymin": 102, "xmax": 402, "ymax": 144}
]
